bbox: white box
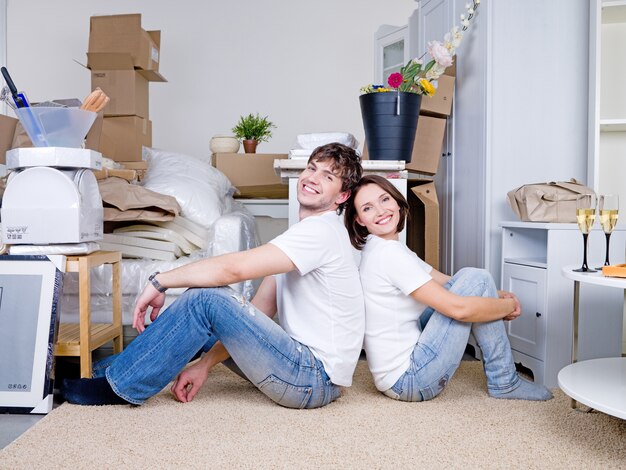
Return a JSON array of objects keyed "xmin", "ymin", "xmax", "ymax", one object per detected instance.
[{"xmin": 6, "ymin": 147, "xmax": 102, "ymax": 170}]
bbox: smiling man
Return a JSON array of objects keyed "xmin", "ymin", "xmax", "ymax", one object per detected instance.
[{"xmin": 63, "ymin": 143, "xmax": 364, "ymax": 409}]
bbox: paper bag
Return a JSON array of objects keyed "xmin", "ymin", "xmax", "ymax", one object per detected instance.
[{"xmin": 507, "ymin": 179, "xmax": 595, "ymax": 223}]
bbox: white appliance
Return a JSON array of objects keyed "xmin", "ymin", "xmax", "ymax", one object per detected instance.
[{"xmin": 1, "ymin": 147, "xmax": 103, "ymax": 245}]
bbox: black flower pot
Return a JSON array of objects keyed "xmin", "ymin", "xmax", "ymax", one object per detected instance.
[{"xmin": 359, "ymin": 91, "xmax": 422, "ymax": 162}]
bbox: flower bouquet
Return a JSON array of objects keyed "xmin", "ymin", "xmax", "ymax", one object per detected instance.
[{"xmin": 360, "ymin": 0, "xmax": 480, "ymax": 162}]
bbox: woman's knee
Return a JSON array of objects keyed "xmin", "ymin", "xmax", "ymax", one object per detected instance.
[{"xmin": 453, "ymin": 267, "xmax": 497, "ymax": 296}]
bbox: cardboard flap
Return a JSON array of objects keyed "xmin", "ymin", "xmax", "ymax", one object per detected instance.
[
  {"xmin": 408, "ymin": 181, "xmax": 439, "ymax": 268},
  {"xmin": 148, "ymin": 30, "xmax": 161, "ymax": 47},
  {"xmin": 137, "ymin": 69, "xmax": 168, "ymax": 82},
  {"xmin": 90, "ymin": 13, "xmax": 142, "ymax": 34},
  {"xmin": 87, "ymin": 52, "xmax": 135, "ymax": 70}
]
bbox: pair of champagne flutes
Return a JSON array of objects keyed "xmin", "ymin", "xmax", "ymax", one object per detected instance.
[{"xmin": 574, "ymin": 194, "xmax": 620, "ymax": 272}]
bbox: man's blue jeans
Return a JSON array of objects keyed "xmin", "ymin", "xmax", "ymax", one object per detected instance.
[
  {"xmin": 98, "ymin": 287, "xmax": 342, "ymax": 408},
  {"xmin": 384, "ymin": 267, "xmax": 520, "ymax": 402}
]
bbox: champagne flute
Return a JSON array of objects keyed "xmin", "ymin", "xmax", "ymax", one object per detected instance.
[
  {"xmin": 598, "ymin": 194, "xmax": 619, "ymax": 268},
  {"xmin": 573, "ymin": 194, "xmax": 597, "ymax": 272}
]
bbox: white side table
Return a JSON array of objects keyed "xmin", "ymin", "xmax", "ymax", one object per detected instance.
[{"xmin": 559, "ymin": 267, "xmax": 626, "ymax": 419}]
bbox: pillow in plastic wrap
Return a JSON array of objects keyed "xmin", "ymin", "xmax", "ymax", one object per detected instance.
[
  {"xmin": 142, "ymin": 147, "xmax": 236, "ymax": 228},
  {"xmin": 296, "ymin": 132, "xmax": 359, "ymax": 150}
]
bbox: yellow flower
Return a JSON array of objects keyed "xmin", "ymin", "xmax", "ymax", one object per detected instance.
[
  {"xmin": 419, "ymin": 79, "xmax": 435, "ymax": 97},
  {"xmin": 376, "ymin": 87, "xmax": 392, "ymax": 92}
]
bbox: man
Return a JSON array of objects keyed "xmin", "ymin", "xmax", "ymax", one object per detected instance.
[{"xmin": 64, "ymin": 143, "xmax": 364, "ymax": 409}]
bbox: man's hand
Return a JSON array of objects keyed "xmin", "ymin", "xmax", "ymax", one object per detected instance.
[
  {"xmin": 132, "ymin": 284, "xmax": 166, "ymax": 333},
  {"xmin": 498, "ymin": 290, "xmax": 521, "ymax": 321},
  {"xmin": 171, "ymin": 359, "xmax": 211, "ymax": 403}
]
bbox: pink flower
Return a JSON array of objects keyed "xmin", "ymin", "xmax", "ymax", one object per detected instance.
[
  {"xmin": 388, "ymin": 72, "xmax": 403, "ymax": 89},
  {"xmin": 428, "ymin": 40, "xmax": 453, "ymax": 68}
]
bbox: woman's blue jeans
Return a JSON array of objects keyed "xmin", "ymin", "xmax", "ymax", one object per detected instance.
[
  {"xmin": 384, "ymin": 267, "xmax": 520, "ymax": 402},
  {"xmin": 97, "ymin": 287, "xmax": 341, "ymax": 408}
]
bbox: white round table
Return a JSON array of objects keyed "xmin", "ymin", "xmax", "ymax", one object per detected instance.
[
  {"xmin": 559, "ymin": 267, "xmax": 626, "ymax": 419},
  {"xmin": 558, "ymin": 357, "xmax": 626, "ymax": 419}
]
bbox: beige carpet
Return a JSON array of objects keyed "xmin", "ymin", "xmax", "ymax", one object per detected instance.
[{"xmin": 1, "ymin": 360, "xmax": 625, "ymax": 469}]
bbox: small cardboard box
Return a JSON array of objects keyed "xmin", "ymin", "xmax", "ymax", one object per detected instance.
[
  {"xmin": 420, "ymin": 74, "xmax": 455, "ymax": 117},
  {"xmin": 406, "ymin": 179, "xmax": 439, "ymax": 270},
  {"xmin": 0, "ymin": 114, "xmax": 18, "ymax": 165},
  {"xmin": 100, "ymin": 116, "xmax": 152, "ymax": 162},
  {"xmin": 212, "ymin": 153, "xmax": 288, "ymax": 198},
  {"xmin": 88, "ymin": 14, "xmax": 161, "ymax": 72},
  {"xmin": 362, "ymin": 115, "xmax": 446, "ymax": 175}
]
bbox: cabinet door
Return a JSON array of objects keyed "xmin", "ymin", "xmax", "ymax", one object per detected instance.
[
  {"xmin": 374, "ymin": 26, "xmax": 408, "ymax": 86},
  {"xmin": 415, "ymin": 0, "xmax": 451, "ymax": 55},
  {"xmin": 501, "ymin": 263, "xmax": 547, "ymax": 361}
]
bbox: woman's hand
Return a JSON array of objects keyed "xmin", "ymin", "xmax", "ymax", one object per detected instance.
[{"xmin": 498, "ymin": 290, "xmax": 521, "ymax": 321}]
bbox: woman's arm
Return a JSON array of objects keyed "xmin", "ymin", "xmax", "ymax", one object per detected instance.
[
  {"xmin": 410, "ymin": 280, "xmax": 517, "ymax": 323},
  {"xmin": 429, "ymin": 268, "xmax": 451, "ymax": 286}
]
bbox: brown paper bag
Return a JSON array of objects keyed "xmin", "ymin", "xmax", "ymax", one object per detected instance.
[{"xmin": 507, "ymin": 179, "xmax": 595, "ymax": 223}]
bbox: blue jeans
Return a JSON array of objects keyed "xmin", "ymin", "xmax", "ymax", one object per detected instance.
[
  {"xmin": 98, "ymin": 287, "xmax": 342, "ymax": 408},
  {"xmin": 384, "ymin": 268, "xmax": 520, "ymax": 402}
]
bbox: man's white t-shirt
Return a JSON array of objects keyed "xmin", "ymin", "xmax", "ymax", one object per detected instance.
[
  {"xmin": 269, "ymin": 211, "xmax": 364, "ymax": 387},
  {"xmin": 359, "ymin": 235, "xmax": 433, "ymax": 392}
]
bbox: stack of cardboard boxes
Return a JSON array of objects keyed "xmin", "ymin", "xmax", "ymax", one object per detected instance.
[
  {"xmin": 363, "ymin": 68, "xmax": 455, "ymax": 270},
  {"xmin": 87, "ymin": 13, "xmax": 166, "ymax": 171}
]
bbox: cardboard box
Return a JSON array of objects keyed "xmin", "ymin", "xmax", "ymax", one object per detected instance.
[
  {"xmin": 0, "ymin": 114, "xmax": 18, "ymax": 165},
  {"xmin": 88, "ymin": 53, "xmax": 149, "ymax": 118},
  {"xmin": 100, "ymin": 116, "xmax": 152, "ymax": 162},
  {"xmin": 406, "ymin": 179, "xmax": 439, "ymax": 270},
  {"xmin": 88, "ymin": 14, "xmax": 161, "ymax": 72},
  {"xmin": 405, "ymin": 115, "xmax": 446, "ymax": 175},
  {"xmin": 362, "ymin": 115, "xmax": 446, "ymax": 175},
  {"xmin": 212, "ymin": 153, "xmax": 288, "ymax": 198},
  {"xmin": 420, "ymin": 74, "xmax": 455, "ymax": 117}
]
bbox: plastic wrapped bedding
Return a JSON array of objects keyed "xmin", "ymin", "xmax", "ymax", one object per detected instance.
[{"xmin": 58, "ymin": 201, "xmax": 261, "ymax": 325}]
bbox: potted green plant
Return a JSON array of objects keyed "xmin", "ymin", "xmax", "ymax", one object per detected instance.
[{"xmin": 231, "ymin": 113, "xmax": 276, "ymax": 153}]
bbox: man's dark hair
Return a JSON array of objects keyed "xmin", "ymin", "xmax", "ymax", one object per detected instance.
[
  {"xmin": 344, "ymin": 174, "xmax": 409, "ymax": 250},
  {"xmin": 307, "ymin": 143, "xmax": 363, "ymax": 214}
]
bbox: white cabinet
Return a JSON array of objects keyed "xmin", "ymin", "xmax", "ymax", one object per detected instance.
[
  {"xmin": 588, "ymin": 0, "xmax": 626, "ymax": 207},
  {"xmin": 412, "ymin": 0, "xmax": 590, "ymax": 280},
  {"xmin": 500, "ymin": 222, "xmax": 626, "ymax": 387}
]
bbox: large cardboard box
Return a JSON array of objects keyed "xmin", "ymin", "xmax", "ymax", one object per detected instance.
[
  {"xmin": 88, "ymin": 14, "xmax": 161, "ymax": 72},
  {"xmin": 88, "ymin": 53, "xmax": 149, "ymax": 118},
  {"xmin": 0, "ymin": 114, "xmax": 18, "ymax": 164},
  {"xmin": 362, "ymin": 115, "xmax": 446, "ymax": 175},
  {"xmin": 406, "ymin": 179, "xmax": 439, "ymax": 269},
  {"xmin": 100, "ymin": 116, "xmax": 152, "ymax": 162},
  {"xmin": 405, "ymin": 115, "xmax": 446, "ymax": 175},
  {"xmin": 212, "ymin": 153, "xmax": 288, "ymax": 198}
]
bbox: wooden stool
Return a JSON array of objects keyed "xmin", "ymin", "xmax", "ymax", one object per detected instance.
[{"xmin": 55, "ymin": 251, "xmax": 123, "ymax": 378}]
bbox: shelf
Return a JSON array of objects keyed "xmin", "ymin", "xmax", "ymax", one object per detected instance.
[
  {"xmin": 603, "ymin": 1, "xmax": 626, "ymax": 23},
  {"xmin": 503, "ymin": 257, "xmax": 547, "ymax": 269},
  {"xmin": 600, "ymin": 119, "xmax": 626, "ymax": 131}
]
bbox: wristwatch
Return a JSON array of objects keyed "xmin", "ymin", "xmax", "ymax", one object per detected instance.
[{"xmin": 148, "ymin": 271, "xmax": 168, "ymax": 293}]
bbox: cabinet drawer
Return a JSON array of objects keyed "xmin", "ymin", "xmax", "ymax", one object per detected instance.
[{"xmin": 502, "ymin": 263, "xmax": 547, "ymax": 361}]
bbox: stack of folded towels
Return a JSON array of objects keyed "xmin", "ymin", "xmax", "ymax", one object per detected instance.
[{"xmin": 289, "ymin": 132, "xmax": 359, "ymax": 159}]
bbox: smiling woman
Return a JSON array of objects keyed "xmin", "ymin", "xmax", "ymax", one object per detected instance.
[{"xmin": 344, "ymin": 174, "xmax": 553, "ymax": 403}]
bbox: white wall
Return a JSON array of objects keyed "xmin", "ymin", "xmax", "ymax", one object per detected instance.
[{"xmin": 5, "ymin": 0, "xmax": 416, "ymax": 159}]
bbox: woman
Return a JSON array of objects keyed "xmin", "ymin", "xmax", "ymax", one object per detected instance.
[{"xmin": 345, "ymin": 175, "xmax": 552, "ymax": 402}]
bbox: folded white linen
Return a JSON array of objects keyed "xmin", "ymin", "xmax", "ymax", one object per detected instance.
[{"xmin": 296, "ymin": 132, "xmax": 359, "ymax": 150}]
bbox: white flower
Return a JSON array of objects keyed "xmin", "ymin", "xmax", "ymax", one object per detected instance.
[
  {"xmin": 428, "ymin": 40, "xmax": 453, "ymax": 68},
  {"xmin": 444, "ymin": 26, "xmax": 463, "ymax": 51},
  {"xmin": 460, "ymin": 14, "xmax": 466, "ymax": 20},
  {"xmin": 412, "ymin": 58, "xmax": 423, "ymax": 66},
  {"xmin": 462, "ymin": 18, "xmax": 470, "ymax": 28},
  {"xmin": 468, "ymin": 7, "xmax": 474, "ymax": 14},
  {"xmin": 426, "ymin": 63, "xmax": 447, "ymax": 80}
]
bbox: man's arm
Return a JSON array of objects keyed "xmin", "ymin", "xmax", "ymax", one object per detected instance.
[{"xmin": 133, "ymin": 244, "xmax": 293, "ymax": 332}]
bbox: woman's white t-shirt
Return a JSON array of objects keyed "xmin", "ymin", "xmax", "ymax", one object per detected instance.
[
  {"xmin": 269, "ymin": 211, "xmax": 365, "ymax": 387},
  {"xmin": 359, "ymin": 235, "xmax": 433, "ymax": 391}
]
